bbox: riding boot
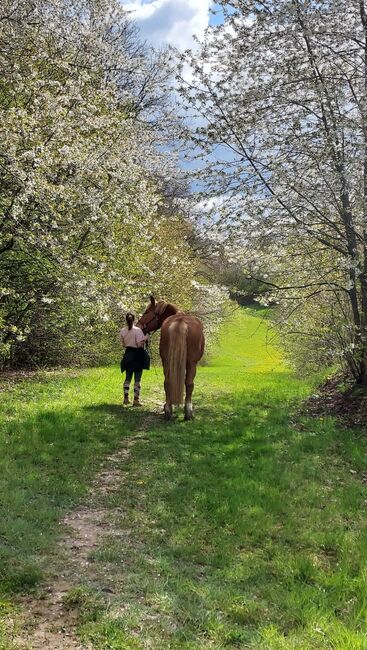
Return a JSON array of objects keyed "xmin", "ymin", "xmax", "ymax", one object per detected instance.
[
  {"xmin": 133, "ymin": 381, "xmax": 141, "ymax": 406},
  {"xmin": 123, "ymin": 380, "xmax": 130, "ymax": 405}
]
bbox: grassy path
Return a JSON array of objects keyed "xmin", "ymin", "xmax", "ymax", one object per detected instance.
[{"xmin": 1, "ymin": 308, "xmax": 367, "ymax": 649}]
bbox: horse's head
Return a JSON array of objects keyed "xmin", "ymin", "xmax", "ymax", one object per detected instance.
[
  {"xmin": 137, "ymin": 295, "xmax": 177, "ymax": 333},
  {"xmin": 137, "ymin": 296, "xmax": 166, "ymax": 333}
]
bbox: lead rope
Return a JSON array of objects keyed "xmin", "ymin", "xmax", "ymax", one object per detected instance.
[{"xmin": 146, "ymin": 331, "xmax": 159, "ymax": 378}]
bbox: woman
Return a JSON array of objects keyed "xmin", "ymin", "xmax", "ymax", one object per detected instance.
[{"xmin": 120, "ymin": 312, "xmax": 150, "ymax": 406}]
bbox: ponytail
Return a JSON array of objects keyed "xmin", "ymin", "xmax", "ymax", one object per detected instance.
[{"xmin": 126, "ymin": 312, "xmax": 134, "ymax": 330}]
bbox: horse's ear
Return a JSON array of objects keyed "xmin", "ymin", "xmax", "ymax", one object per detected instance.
[{"xmin": 150, "ymin": 295, "xmax": 156, "ymax": 307}]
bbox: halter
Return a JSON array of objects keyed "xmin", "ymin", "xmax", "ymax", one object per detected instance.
[
  {"xmin": 139, "ymin": 304, "xmax": 166, "ymax": 334},
  {"xmin": 140, "ymin": 311, "xmax": 160, "ymax": 333}
]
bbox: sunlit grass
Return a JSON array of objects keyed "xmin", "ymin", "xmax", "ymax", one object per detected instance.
[{"xmin": 1, "ymin": 308, "xmax": 367, "ymax": 648}]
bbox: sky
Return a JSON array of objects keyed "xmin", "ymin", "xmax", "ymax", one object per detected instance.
[
  {"xmin": 121, "ymin": 0, "xmax": 226, "ymax": 190},
  {"xmin": 123, "ymin": 0, "xmax": 223, "ymax": 50}
]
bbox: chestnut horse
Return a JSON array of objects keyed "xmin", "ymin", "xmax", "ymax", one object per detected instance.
[{"xmin": 137, "ymin": 296, "xmax": 205, "ymax": 420}]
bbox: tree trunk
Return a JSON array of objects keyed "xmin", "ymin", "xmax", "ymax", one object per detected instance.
[{"xmin": 358, "ymin": 1, "xmax": 367, "ymax": 384}]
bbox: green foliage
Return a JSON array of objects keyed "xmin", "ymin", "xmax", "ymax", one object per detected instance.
[
  {"xmin": 0, "ymin": 0, "xmax": 204, "ymax": 369},
  {"xmin": 271, "ymin": 293, "xmax": 355, "ymax": 378},
  {"xmin": 214, "ymin": 263, "xmax": 268, "ymax": 305}
]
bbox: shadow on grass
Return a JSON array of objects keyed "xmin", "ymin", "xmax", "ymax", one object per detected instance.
[
  {"xmin": 85, "ymin": 402, "xmax": 165, "ymax": 421},
  {"xmin": 77, "ymin": 383, "xmax": 367, "ymax": 647},
  {"xmin": 2, "ymin": 368, "xmax": 366, "ymax": 649},
  {"xmin": 0, "ymin": 399, "xmax": 147, "ymax": 595}
]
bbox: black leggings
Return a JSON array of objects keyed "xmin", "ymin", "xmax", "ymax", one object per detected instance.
[{"xmin": 125, "ymin": 369, "xmax": 143, "ymax": 384}]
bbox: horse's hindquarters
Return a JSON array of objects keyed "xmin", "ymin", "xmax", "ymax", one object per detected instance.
[{"xmin": 160, "ymin": 313, "xmax": 204, "ymax": 418}]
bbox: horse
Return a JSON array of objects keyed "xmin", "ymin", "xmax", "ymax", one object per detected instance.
[{"xmin": 137, "ymin": 296, "xmax": 205, "ymax": 420}]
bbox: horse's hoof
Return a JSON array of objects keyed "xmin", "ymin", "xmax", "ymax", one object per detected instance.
[{"xmin": 184, "ymin": 403, "xmax": 193, "ymax": 421}]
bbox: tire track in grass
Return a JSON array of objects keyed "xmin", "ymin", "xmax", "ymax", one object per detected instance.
[{"xmin": 13, "ymin": 405, "xmax": 161, "ymax": 650}]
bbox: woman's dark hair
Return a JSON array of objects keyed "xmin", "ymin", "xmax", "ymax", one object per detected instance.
[{"xmin": 126, "ymin": 312, "xmax": 135, "ymax": 330}]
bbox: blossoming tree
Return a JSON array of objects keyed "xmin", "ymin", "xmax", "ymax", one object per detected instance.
[
  {"xmin": 179, "ymin": 0, "xmax": 367, "ymax": 383},
  {"xmin": 0, "ymin": 0, "xmax": 200, "ymax": 366}
]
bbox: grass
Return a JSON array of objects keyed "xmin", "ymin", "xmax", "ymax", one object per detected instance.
[{"xmin": 1, "ymin": 308, "xmax": 367, "ymax": 648}]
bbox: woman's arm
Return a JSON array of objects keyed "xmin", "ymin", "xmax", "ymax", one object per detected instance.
[{"xmin": 136, "ymin": 331, "xmax": 149, "ymax": 347}]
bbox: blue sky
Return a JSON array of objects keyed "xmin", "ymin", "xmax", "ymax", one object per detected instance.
[
  {"xmin": 121, "ymin": 0, "xmax": 227, "ymax": 187},
  {"xmin": 123, "ymin": 0, "xmax": 224, "ymax": 50}
]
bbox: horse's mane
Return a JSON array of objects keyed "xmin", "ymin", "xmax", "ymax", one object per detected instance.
[{"xmin": 156, "ymin": 300, "xmax": 179, "ymax": 316}]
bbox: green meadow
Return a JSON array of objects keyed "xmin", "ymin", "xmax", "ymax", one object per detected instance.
[{"xmin": 1, "ymin": 308, "xmax": 367, "ymax": 649}]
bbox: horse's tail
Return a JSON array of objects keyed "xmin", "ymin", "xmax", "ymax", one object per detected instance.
[{"xmin": 166, "ymin": 320, "xmax": 188, "ymax": 405}]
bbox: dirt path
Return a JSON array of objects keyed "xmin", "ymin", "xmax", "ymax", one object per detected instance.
[{"xmin": 12, "ymin": 410, "xmax": 157, "ymax": 650}]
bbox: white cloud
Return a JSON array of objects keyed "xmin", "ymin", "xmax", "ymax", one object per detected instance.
[
  {"xmin": 194, "ymin": 195, "xmax": 227, "ymax": 213},
  {"xmin": 124, "ymin": 0, "xmax": 212, "ymax": 50}
]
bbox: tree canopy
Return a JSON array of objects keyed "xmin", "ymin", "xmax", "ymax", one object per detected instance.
[
  {"xmin": 179, "ymin": 0, "xmax": 367, "ymax": 383},
  {"xmin": 0, "ymin": 0, "xmax": 227, "ymax": 367}
]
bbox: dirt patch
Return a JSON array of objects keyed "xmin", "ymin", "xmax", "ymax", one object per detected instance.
[
  {"xmin": 12, "ymin": 413, "xmax": 158, "ymax": 650},
  {"xmin": 303, "ymin": 374, "xmax": 367, "ymax": 429}
]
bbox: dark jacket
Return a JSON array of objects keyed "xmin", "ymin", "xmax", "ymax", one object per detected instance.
[{"xmin": 121, "ymin": 346, "xmax": 150, "ymax": 373}]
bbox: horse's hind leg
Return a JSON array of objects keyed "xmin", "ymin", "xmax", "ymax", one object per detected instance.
[
  {"xmin": 184, "ymin": 362, "xmax": 197, "ymax": 421},
  {"xmin": 163, "ymin": 378, "xmax": 173, "ymax": 420}
]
